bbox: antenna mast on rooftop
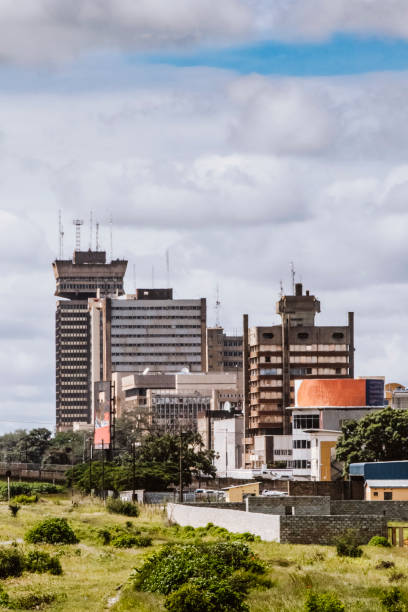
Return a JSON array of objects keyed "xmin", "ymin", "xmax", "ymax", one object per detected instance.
[
  {"xmin": 95, "ymin": 222, "xmax": 100, "ymax": 251},
  {"xmin": 72, "ymin": 219, "xmax": 84, "ymax": 252},
  {"xmin": 215, "ymin": 284, "xmax": 221, "ymax": 328},
  {"xmin": 109, "ymin": 214, "xmax": 113, "ymax": 261},
  {"xmin": 279, "ymin": 279, "xmax": 284, "ymax": 297},
  {"xmin": 58, "ymin": 210, "xmax": 64, "ymax": 259},
  {"xmin": 166, "ymin": 249, "xmax": 170, "ymax": 288},
  {"xmin": 290, "ymin": 261, "xmax": 296, "ymax": 295},
  {"xmin": 89, "ymin": 210, "xmax": 93, "ymax": 250}
]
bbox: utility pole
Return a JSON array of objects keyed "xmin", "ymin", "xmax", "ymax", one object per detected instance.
[
  {"xmin": 89, "ymin": 438, "xmax": 93, "ymax": 495},
  {"xmin": 179, "ymin": 432, "xmax": 183, "ymax": 503},
  {"xmin": 132, "ymin": 441, "xmax": 136, "ymax": 503},
  {"xmin": 101, "ymin": 439, "xmax": 105, "ymax": 503},
  {"xmin": 71, "ymin": 442, "xmax": 74, "ymax": 503}
]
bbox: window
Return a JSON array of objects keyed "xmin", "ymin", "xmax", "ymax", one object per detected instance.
[
  {"xmin": 293, "ymin": 439, "xmax": 311, "ymax": 449},
  {"xmin": 384, "ymin": 492, "xmax": 393, "ymax": 500},
  {"xmin": 263, "ymin": 333, "xmax": 274, "ymax": 339},
  {"xmin": 333, "ymin": 332, "xmax": 344, "ymax": 339},
  {"xmin": 297, "ymin": 332, "xmax": 309, "ymax": 340},
  {"xmin": 265, "ymin": 356, "xmax": 271, "ymax": 363},
  {"xmin": 373, "ymin": 492, "xmax": 378, "ymax": 497},
  {"xmin": 293, "ymin": 415, "xmax": 320, "ymax": 430}
]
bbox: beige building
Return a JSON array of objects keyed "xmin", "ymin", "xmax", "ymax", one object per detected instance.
[
  {"xmin": 243, "ymin": 283, "xmax": 354, "ymax": 467},
  {"xmin": 224, "ymin": 482, "xmax": 260, "ymax": 502},
  {"xmin": 308, "ymin": 429, "xmax": 342, "ymax": 481},
  {"xmin": 206, "ymin": 327, "xmax": 243, "ymax": 372},
  {"xmin": 365, "ymin": 481, "xmax": 408, "ymax": 501}
]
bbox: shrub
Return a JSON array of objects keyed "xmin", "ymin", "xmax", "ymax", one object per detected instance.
[
  {"xmin": 380, "ymin": 587, "xmax": 408, "ymax": 611},
  {"xmin": 25, "ymin": 518, "xmax": 78, "ymax": 544},
  {"xmin": 10, "ymin": 592, "xmax": 57, "ymax": 609},
  {"xmin": 8, "ymin": 504, "xmax": 20, "ymax": 518},
  {"xmin": 334, "ymin": 530, "xmax": 363, "ymax": 558},
  {"xmin": 134, "ymin": 541, "xmax": 265, "ymax": 595},
  {"xmin": 0, "ymin": 482, "xmax": 63, "ymax": 501},
  {"xmin": 305, "ymin": 591, "xmax": 345, "ymax": 612},
  {"xmin": 369, "ymin": 536, "xmax": 391, "ymax": 548},
  {"xmin": 106, "ymin": 498, "xmax": 139, "ymax": 517},
  {"xmin": 164, "ymin": 577, "xmax": 250, "ymax": 612},
  {"xmin": 97, "ymin": 529, "xmax": 112, "ymax": 545},
  {"xmin": 25, "ymin": 550, "xmax": 62, "ymax": 575},
  {"xmin": 112, "ymin": 533, "xmax": 152, "ymax": 548},
  {"xmin": 12, "ymin": 494, "xmax": 38, "ymax": 504},
  {"xmin": 377, "ymin": 561, "xmax": 396, "ymax": 570},
  {"xmin": 0, "ymin": 547, "xmax": 25, "ymax": 579}
]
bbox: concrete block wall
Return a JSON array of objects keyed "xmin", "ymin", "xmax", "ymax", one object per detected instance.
[
  {"xmin": 186, "ymin": 502, "xmax": 246, "ymax": 511},
  {"xmin": 247, "ymin": 496, "xmax": 330, "ymax": 516},
  {"xmin": 280, "ymin": 515, "xmax": 387, "ymax": 545},
  {"xmin": 167, "ymin": 503, "xmax": 281, "ymax": 542},
  {"xmin": 330, "ymin": 500, "xmax": 408, "ymax": 520}
]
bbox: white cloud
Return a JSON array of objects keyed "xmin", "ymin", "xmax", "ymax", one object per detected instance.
[{"xmin": 1, "ymin": 65, "xmax": 408, "ymax": 430}]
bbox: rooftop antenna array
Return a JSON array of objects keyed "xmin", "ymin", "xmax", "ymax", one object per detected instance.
[
  {"xmin": 166, "ymin": 249, "xmax": 170, "ymax": 288},
  {"xmin": 58, "ymin": 210, "xmax": 64, "ymax": 259},
  {"xmin": 279, "ymin": 280, "xmax": 284, "ymax": 297},
  {"xmin": 89, "ymin": 210, "xmax": 93, "ymax": 250},
  {"xmin": 72, "ymin": 219, "xmax": 84, "ymax": 252},
  {"xmin": 95, "ymin": 222, "xmax": 100, "ymax": 251},
  {"xmin": 215, "ymin": 284, "xmax": 221, "ymax": 328},
  {"xmin": 290, "ymin": 261, "xmax": 296, "ymax": 295}
]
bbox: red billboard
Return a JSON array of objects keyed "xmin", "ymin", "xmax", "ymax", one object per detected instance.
[{"xmin": 94, "ymin": 381, "xmax": 111, "ymax": 448}]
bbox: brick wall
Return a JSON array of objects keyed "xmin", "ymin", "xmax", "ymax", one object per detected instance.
[
  {"xmin": 287, "ymin": 480, "xmax": 364, "ymax": 500},
  {"xmin": 280, "ymin": 515, "xmax": 387, "ymax": 545},
  {"xmin": 247, "ymin": 496, "xmax": 330, "ymax": 516},
  {"xmin": 330, "ymin": 500, "xmax": 408, "ymax": 520}
]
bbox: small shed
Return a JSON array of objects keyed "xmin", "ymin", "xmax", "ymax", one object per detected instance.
[
  {"xmin": 223, "ymin": 482, "xmax": 260, "ymax": 503},
  {"xmin": 365, "ymin": 480, "xmax": 408, "ymax": 501}
]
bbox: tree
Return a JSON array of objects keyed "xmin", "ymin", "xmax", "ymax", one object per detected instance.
[
  {"xmin": 16, "ymin": 429, "xmax": 52, "ymax": 464},
  {"xmin": 43, "ymin": 432, "xmax": 85, "ymax": 465},
  {"xmin": 336, "ymin": 407, "xmax": 408, "ymax": 473}
]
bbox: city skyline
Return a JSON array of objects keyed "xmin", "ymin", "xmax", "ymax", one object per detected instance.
[{"xmin": 1, "ymin": 1, "xmax": 408, "ymax": 432}]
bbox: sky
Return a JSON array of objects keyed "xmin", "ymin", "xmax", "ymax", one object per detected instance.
[{"xmin": 1, "ymin": 0, "xmax": 408, "ymax": 432}]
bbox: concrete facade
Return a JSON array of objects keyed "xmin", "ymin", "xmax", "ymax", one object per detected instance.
[
  {"xmin": 213, "ymin": 417, "xmax": 244, "ymax": 475},
  {"xmin": 53, "ymin": 250, "xmax": 127, "ymax": 430},
  {"xmin": 206, "ymin": 327, "xmax": 243, "ymax": 372},
  {"xmin": 247, "ymin": 495, "xmax": 331, "ymax": 516},
  {"xmin": 243, "ymin": 283, "xmax": 354, "ymax": 467}
]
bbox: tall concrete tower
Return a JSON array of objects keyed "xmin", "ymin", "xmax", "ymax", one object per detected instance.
[{"xmin": 52, "ymin": 249, "xmax": 127, "ymax": 431}]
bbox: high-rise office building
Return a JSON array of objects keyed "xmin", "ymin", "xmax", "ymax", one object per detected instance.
[
  {"xmin": 243, "ymin": 283, "xmax": 354, "ymax": 467},
  {"xmin": 88, "ymin": 289, "xmax": 207, "ymax": 421},
  {"xmin": 53, "ymin": 250, "xmax": 127, "ymax": 431}
]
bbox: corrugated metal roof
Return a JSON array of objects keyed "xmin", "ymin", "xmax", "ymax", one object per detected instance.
[
  {"xmin": 366, "ymin": 480, "xmax": 408, "ymax": 488},
  {"xmin": 350, "ymin": 461, "xmax": 408, "ymax": 478}
]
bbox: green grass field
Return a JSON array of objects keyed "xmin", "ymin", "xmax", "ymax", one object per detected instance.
[{"xmin": 0, "ymin": 494, "xmax": 406, "ymax": 611}]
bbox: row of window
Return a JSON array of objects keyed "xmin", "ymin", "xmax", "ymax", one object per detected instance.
[
  {"xmin": 287, "ymin": 460, "xmax": 311, "ymax": 469},
  {"xmin": 293, "ymin": 439, "xmax": 311, "ymax": 449},
  {"xmin": 293, "ymin": 415, "xmax": 320, "ymax": 429},
  {"xmin": 111, "ymin": 334, "xmax": 201, "ymax": 339},
  {"xmin": 112, "ymin": 315, "xmax": 200, "ymax": 320},
  {"xmin": 114, "ymin": 305, "xmax": 201, "ymax": 310},
  {"xmin": 111, "ymin": 343, "xmax": 201, "ymax": 348},
  {"xmin": 112, "ymin": 325, "xmax": 201, "ymax": 329}
]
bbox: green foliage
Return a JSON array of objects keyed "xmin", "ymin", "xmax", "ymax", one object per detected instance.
[
  {"xmin": 305, "ymin": 591, "xmax": 345, "ymax": 612},
  {"xmin": 25, "ymin": 550, "xmax": 62, "ymax": 575},
  {"xmin": 171, "ymin": 523, "xmax": 260, "ymax": 543},
  {"xmin": 111, "ymin": 533, "xmax": 152, "ymax": 548},
  {"xmin": 0, "ymin": 481, "xmax": 63, "ymax": 501},
  {"xmin": 369, "ymin": 536, "xmax": 392, "ymax": 547},
  {"xmin": 106, "ymin": 498, "xmax": 140, "ymax": 517},
  {"xmin": 25, "ymin": 517, "xmax": 78, "ymax": 545},
  {"xmin": 12, "ymin": 494, "xmax": 38, "ymax": 504},
  {"xmin": 164, "ymin": 576, "xmax": 250, "ymax": 612},
  {"xmin": 134, "ymin": 541, "xmax": 265, "ymax": 596},
  {"xmin": 380, "ymin": 587, "xmax": 408, "ymax": 611},
  {"xmin": 0, "ymin": 547, "xmax": 25, "ymax": 578},
  {"xmin": 8, "ymin": 504, "xmax": 20, "ymax": 517},
  {"xmin": 334, "ymin": 530, "xmax": 363, "ymax": 558},
  {"xmin": 7, "ymin": 592, "xmax": 58, "ymax": 609},
  {"xmin": 336, "ymin": 408, "xmax": 408, "ymax": 472}
]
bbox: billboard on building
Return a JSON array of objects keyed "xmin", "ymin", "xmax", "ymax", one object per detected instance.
[
  {"xmin": 94, "ymin": 381, "xmax": 111, "ymax": 449},
  {"xmin": 295, "ymin": 379, "xmax": 366, "ymax": 407}
]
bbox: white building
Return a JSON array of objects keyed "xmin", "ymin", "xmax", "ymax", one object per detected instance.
[{"xmin": 213, "ymin": 417, "xmax": 244, "ymax": 475}]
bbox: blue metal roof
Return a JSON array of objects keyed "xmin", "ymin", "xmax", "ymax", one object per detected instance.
[{"xmin": 350, "ymin": 461, "xmax": 408, "ymax": 479}]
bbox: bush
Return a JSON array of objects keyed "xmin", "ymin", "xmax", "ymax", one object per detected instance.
[
  {"xmin": 97, "ymin": 529, "xmax": 112, "ymax": 545},
  {"xmin": 12, "ymin": 494, "xmax": 38, "ymax": 504},
  {"xmin": 25, "ymin": 518, "xmax": 78, "ymax": 544},
  {"xmin": 0, "ymin": 547, "xmax": 25, "ymax": 579},
  {"xmin": 0, "ymin": 482, "xmax": 63, "ymax": 501},
  {"xmin": 380, "ymin": 587, "xmax": 408, "ymax": 611},
  {"xmin": 305, "ymin": 591, "xmax": 345, "ymax": 612},
  {"xmin": 8, "ymin": 504, "xmax": 20, "ymax": 518},
  {"xmin": 165, "ymin": 577, "xmax": 250, "ymax": 612},
  {"xmin": 9, "ymin": 592, "xmax": 57, "ymax": 609},
  {"xmin": 25, "ymin": 550, "xmax": 62, "ymax": 575},
  {"xmin": 106, "ymin": 498, "xmax": 139, "ymax": 517},
  {"xmin": 134, "ymin": 541, "xmax": 265, "ymax": 596},
  {"xmin": 334, "ymin": 530, "xmax": 363, "ymax": 558},
  {"xmin": 369, "ymin": 536, "xmax": 392, "ymax": 548}
]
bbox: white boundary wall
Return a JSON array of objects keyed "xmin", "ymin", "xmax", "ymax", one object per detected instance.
[{"xmin": 167, "ymin": 503, "xmax": 281, "ymax": 542}]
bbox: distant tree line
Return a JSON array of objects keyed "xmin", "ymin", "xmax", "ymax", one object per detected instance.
[{"xmin": 0, "ymin": 428, "xmax": 85, "ymax": 465}]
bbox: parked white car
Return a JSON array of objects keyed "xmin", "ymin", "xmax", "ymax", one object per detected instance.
[{"xmin": 261, "ymin": 489, "xmax": 287, "ymax": 497}]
